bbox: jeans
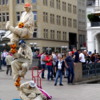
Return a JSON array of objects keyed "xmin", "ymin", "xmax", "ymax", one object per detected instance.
[
  {"xmin": 67, "ymin": 67, "xmax": 74, "ymax": 83},
  {"xmin": 41, "ymin": 64, "xmax": 46, "ymax": 78},
  {"xmin": 55, "ymin": 70, "xmax": 62, "ymax": 84},
  {"xmin": 47, "ymin": 65, "xmax": 53, "ymax": 80}
]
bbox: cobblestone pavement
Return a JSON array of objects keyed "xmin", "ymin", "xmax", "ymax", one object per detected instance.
[{"xmin": 0, "ymin": 67, "xmax": 100, "ymax": 100}]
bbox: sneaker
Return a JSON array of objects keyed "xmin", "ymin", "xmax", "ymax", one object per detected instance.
[{"xmin": 59, "ymin": 84, "xmax": 63, "ymax": 86}]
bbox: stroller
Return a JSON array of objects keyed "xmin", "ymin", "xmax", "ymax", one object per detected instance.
[{"xmin": 32, "ymin": 66, "xmax": 52, "ymax": 100}]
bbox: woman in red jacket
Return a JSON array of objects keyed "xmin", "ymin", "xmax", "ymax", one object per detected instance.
[{"xmin": 45, "ymin": 52, "xmax": 53, "ymax": 80}]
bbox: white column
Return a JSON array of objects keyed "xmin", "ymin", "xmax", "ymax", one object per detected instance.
[{"xmin": 87, "ymin": 30, "xmax": 95, "ymax": 53}]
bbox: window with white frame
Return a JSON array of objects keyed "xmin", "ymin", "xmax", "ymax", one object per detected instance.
[
  {"xmin": 62, "ymin": 2, "xmax": 66, "ymax": 11},
  {"xmin": 62, "ymin": 17, "xmax": 67, "ymax": 26},
  {"xmin": 63, "ymin": 32, "xmax": 67, "ymax": 40},
  {"xmin": 68, "ymin": 3, "xmax": 72, "ymax": 13},
  {"xmin": 32, "ymin": 0, "xmax": 36, "ymax": 3},
  {"xmin": 73, "ymin": 5, "xmax": 77, "ymax": 14},
  {"xmin": 73, "ymin": 19, "xmax": 77, "ymax": 28},
  {"xmin": 16, "ymin": 12, "xmax": 21, "ymax": 21},
  {"xmin": 56, "ymin": 0, "xmax": 60, "ymax": 9},
  {"xmin": 43, "ymin": 0, "xmax": 48, "ymax": 6},
  {"xmin": 43, "ymin": 12, "xmax": 48, "ymax": 23},
  {"xmin": 68, "ymin": 18, "xmax": 72, "ymax": 27},
  {"xmin": 50, "ymin": 0, "xmax": 54, "ymax": 8},
  {"xmin": 44, "ymin": 29, "xmax": 48, "ymax": 39}
]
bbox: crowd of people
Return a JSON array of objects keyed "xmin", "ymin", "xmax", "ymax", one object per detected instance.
[{"xmin": 1, "ymin": 47, "xmax": 100, "ymax": 86}]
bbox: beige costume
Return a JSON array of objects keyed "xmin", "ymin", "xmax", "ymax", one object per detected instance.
[
  {"xmin": 20, "ymin": 81, "xmax": 46, "ymax": 100},
  {"xmin": 4, "ymin": 10, "xmax": 34, "ymax": 44},
  {"xmin": 11, "ymin": 45, "xmax": 32, "ymax": 81},
  {"xmin": 5, "ymin": 55, "xmax": 13, "ymax": 65}
]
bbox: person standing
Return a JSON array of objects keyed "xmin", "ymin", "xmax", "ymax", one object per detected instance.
[
  {"xmin": 45, "ymin": 52, "xmax": 53, "ymax": 80},
  {"xmin": 1, "ymin": 50, "xmax": 8, "ymax": 66},
  {"xmin": 65, "ymin": 52, "xmax": 74, "ymax": 84},
  {"xmin": 40, "ymin": 51, "xmax": 46, "ymax": 79},
  {"xmin": 5, "ymin": 52, "xmax": 13, "ymax": 75},
  {"xmin": 54, "ymin": 54, "xmax": 65, "ymax": 86},
  {"xmin": 73, "ymin": 48, "xmax": 79, "ymax": 63}
]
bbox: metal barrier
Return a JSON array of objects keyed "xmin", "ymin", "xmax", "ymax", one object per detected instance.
[{"xmin": 82, "ymin": 63, "xmax": 100, "ymax": 78}]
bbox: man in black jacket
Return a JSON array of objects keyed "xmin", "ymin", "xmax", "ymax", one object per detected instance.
[{"xmin": 65, "ymin": 52, "xmax": 74, "ymax": 84}]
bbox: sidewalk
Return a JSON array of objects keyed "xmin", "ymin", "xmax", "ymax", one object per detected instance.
[{"xmin": 0, "ymin": 67, "xmax": 100, "ymax": 100}]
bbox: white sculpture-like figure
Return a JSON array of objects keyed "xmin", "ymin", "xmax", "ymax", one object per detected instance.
[{"xmin": 3, "ymin": 3, "xmax": 34, "ymax": 45}]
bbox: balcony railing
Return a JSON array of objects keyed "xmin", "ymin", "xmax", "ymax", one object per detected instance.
[{"xmin": 91, "ymin": 22, "xmax": 100, "ymax": 27}]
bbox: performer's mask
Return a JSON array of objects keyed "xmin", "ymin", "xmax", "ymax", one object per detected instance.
[{"xmin": 20, "ymin": 43, "xmax": 26, "ymax": 48}]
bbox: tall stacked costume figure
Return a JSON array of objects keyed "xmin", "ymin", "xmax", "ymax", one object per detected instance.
[
  {"xmin": 3, "ymin": 3, "xmax": 34, "ymax": 45},
  {"xmin": 2, "ymin": 3, "xmax": 34, "ymax": 88}
]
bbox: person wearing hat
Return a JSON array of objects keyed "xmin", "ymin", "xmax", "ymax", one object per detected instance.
[
  {"xmin": 19, "ymin": 81, "xmax": 47, "ymax": 100},
  {"xmin": 11, "ymin": 40, "xmax": 33, "ymax": 88},
  {"xmin": 3, "ymin": 3, "xmax": 34, "ymax": 45}
]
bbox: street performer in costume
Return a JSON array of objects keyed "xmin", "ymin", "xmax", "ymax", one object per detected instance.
[
  {"xmin": 11, "ymin": 40, "xmax": 32, "ymax": 88},
  {"xmin": 2, "ymin": 3, "xmax": 34, "ymax": 45},
  {"xmin": 19, "ymin": 81, "xmax": 47, "ymax": 100}
]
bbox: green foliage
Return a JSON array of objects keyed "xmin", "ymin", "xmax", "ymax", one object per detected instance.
[{"xmin": 87, "ymin": 14, "xmax": 100, "ymax": 22}]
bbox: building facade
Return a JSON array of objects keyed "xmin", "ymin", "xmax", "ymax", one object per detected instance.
[
  {"xmin": 77, "ymin": 0, "xmax": 87, "ymax": 49},
  {"xmin": 87, "ymin": 0, "xmax": 100, "ymax": 53},
  {"xmin": 0, "ymin": 0, "xmax": 79, "ymax": 52}
]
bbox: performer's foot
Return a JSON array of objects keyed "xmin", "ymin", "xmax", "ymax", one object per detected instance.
[
  {"xmin": 14, "ymin": 81, "xmax": 20, "ymax": 87},
  {"xmin": 14, "ymin": 76, "xmax": 21, "ymax": 87},
  {"xmin": 6, "ymin": 21, "xmax": 10, "ymax": 29}
]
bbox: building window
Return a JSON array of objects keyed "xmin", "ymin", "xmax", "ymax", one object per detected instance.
[
  {"xmin": 57, "ymin": 31, "xmax": 61, "ymax": 40},
  {"xmin": 68, "ymin": 3, "xmax": 72, "ymax": 13},
  {"xmin": 16, "ymin": 0, "xmax": 24, "ymax": 4},
  {"xmin": 21, "ymin": 0, "xmax": 24, "ymax": 3},
  {"xmin": 16, "ymin": 0, "xmax": 20, "ymax": 4},
  {"xmin": 43, "ymin": 0, "xmax": 48, "ymax": 6},
  {"xmin": 50, "ymin": 14, "xmax": 55, "ymax": 24},
  {"xmin": 16, "ymin": 12, "xmax": 21, "ymax": 21},
  {"xmin": 43, "ymin": 12, "xmax": 48, "ymax": 23},
  {"xmin": 63, "ymin": 32, "xmax": 67, "ymax": 40},
  {"xmin": 68, "ymin": 18, "xmax": 72, "ymax": 27},
  {"xmin": 32, "ymin": 0, "xmax": 36, "ymax": 3},
  {"xmin": 56, "ymin": 0, "xmax": 60, "ymax": 9},
  {"xmin": 6, "ymin": 12, "xmax": 9, "ymax": 21},
  {"xmin": 50, "ymin": 0, "xmax": 54, "ymax": 8},
  {"xmin": 33, "ymin": 11, "xmax": 37, "ymax": 20},
  {"xmin": 73, "ymin": 5, "xmax": 76, "ymax": 14},
  {"xmin": 44, "ymin": 29, "xmax": 48, "ymax": 39},
  {"xmin": 2, "ymin": 0, "xmax": 5, "ymax": 5},
  {"xmin": 5, "ymin": 0, "xmax": 8, "ymax": 4},
  {"xmin": 50, "ymin": 30, "xmax": 55, "ymax": 39},
  {"xmin": 56, "ymin": 15, "xmax": 61, "ymax": 25},
  {"xmin": 62, "ymin": 2, "xmax": 66, "ymax": 11},
  {"xmin": 62, "ymin": 17, "xmax": 67, "ymax": 26},
  {"xmin": 2, "ymin": 13, "xmax": 6, "ymax": 21},
  {"xmin": 73, "ymin": 19, "xmax": 77, "ymax": 28}
]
